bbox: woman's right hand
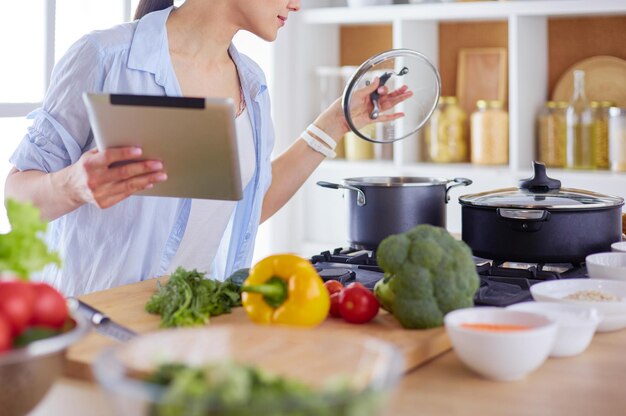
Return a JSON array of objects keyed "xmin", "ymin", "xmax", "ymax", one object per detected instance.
[{"xmin": 70, "ymin": 147, "xmax": 167, "ymax": 209}]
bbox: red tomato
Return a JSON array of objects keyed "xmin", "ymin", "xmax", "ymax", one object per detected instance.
[
  {"xmin": 30, "ymin": 283, "xmax": 68, "ymax": 329},
  {"xmin": 324, "ymin": 280, "xmax": 344, "ymax": 295},
  {"xmin": 0, "ymin": 281, "xmax": 35, "ymax": 336},
  {"xmin": 338, "ymin": 284, "xmax": 379, "ymax": 324},
  {"xmin": 329, "ymin": 292, "xmax": 342, "ymax": 318},
  {"xmin": 0, "ymin": 314, "xmax": 11, "ymax": 352}
]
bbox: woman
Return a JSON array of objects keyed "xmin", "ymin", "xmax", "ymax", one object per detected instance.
[{"xmin": 5, "ymin": 0, "xmax": 411, "ymax": 295}]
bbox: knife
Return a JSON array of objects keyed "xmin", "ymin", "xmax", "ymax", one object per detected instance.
[{"xmin": 67, "ymin": 297, "xmax": 137, "ymax": 342}]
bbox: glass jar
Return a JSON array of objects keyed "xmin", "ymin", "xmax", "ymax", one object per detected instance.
[
  {"xmin": 565, "ymin": 70, "xmax": 594, "ymax": 169},
  {"xmin": 609, "ymin": 107, "xmax": 626, "ymax": 172},
  {"xmin": 424, "ymin": 96, "xmax": 468, "ymax": 163},
  {"xmin": 537, "ymin": 101, "xmax": 567, "ymax": 167},
  {"xmin": 470, "ymin": 100, "xmax": 509, "ymax": 165},
  {"xmin": 591, "ymin": 101, "xmax": 614, "ymax": 170}
]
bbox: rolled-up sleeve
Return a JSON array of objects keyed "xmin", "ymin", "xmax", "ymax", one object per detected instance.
[{"xmin": 10, "ymin": 34, "xmax": 103, "ymax": 173}]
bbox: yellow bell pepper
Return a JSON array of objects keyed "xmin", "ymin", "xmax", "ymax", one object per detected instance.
[{"xmin": 241, "ymin": 254, "xmax": 330, "ymax": 327}]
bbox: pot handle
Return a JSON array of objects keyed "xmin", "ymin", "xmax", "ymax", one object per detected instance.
[
  {"xmin": 445, "ymin": 177, "xmax": 472, "ymax": 203},
  {"xmin": 317, "ymin": 181, "xmax": 366, "ymax": 207}
]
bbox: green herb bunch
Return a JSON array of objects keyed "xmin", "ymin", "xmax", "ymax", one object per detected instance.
[{"xmin": 145, "ymin": 267, "xmax": 242, "ymax": 328}]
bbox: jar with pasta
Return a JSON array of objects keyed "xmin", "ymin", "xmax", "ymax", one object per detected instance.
[
  {"xmin": 537, "ymin": 101, "xmax": 567, "ymax": 167},
  {"xmin": 591, "ymin": 101, "xmax": 614, "ymax": 170},
  {"xmin": 424, "ymin": 96, "xmax": 468, "ymax": 163},
  {"xmin": 470, "ymin": 100, "xmax": 509, "ymax": 165}
]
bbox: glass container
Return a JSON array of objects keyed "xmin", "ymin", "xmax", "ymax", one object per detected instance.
[
  {"xmin": 565, "ymin": 70, "xmax": 594, "ymax": 169},
  {"xmin": 470, "ymin": 100, "xmax": 509, "ymax": 165},
  {"xmin": 537, "ymin": 101, "xmax": 567, "ymax": 167},
  {"xmin": 424, "ymin": 96, "xmax": 468, "ymax": 163},
  {"xmin": 609, "ymin": 107, "xmax": 626, "ymax": 172},
  {"xmin": 590, "ymin": 101, "xmax": 614, "ymax": 170}
]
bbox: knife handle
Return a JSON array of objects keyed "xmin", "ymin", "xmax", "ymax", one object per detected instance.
[{"xmin": 67, "ymin": 297, "xmax": 109, "ymax": 325}]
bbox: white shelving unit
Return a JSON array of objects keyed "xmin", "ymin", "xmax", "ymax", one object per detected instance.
[{"xmin": 265, "ymin": 0, "xmax": 626, "ymax": 256}]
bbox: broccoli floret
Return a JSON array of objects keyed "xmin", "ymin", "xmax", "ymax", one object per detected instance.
[{"xmin": 374, "ymin": 224, "xmax": 479, "ymax": 329}]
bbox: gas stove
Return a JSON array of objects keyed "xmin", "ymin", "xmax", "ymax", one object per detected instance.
[{"xmin": 310, "ymin": 247, "xmax": 588, "ymax": 307}]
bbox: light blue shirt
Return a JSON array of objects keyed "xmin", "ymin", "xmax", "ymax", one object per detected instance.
[{"xmin": 9, "ymin": 7, "xmax": 274, "ymax": 296}]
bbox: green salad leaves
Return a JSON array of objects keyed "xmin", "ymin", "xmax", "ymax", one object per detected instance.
[
  {"xmin": 145, "ymin": 267, "xmax": 242, "ymax": 328},
  {"xmin": 0, "ymin": 199, "xmax": 61, "ymax": 279},
  {"xmin": 147, "ymin": 362, "xmax": 379, "ymax": 416}
]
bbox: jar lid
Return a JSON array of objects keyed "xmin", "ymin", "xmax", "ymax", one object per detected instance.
[
  {"xmin": 459, "ymin": 162, "xmax": 624, "ymax": 210},
  {"xmin": 440, "ymin": 96, "xmax": 458, "ymax": 105},
  {"xmin": 342, "ymin": 49, "xmax": 441, "ymax": 143}
]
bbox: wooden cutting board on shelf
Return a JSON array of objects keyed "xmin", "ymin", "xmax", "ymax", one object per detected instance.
[{"xmin": 65, "ymin": 277, "xmax": 451, "ymax": 381}]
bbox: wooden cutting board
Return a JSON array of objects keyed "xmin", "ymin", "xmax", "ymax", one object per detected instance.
[{"xmin": 64, "ymin": 277, "xmax": 451, "ymax": 381}]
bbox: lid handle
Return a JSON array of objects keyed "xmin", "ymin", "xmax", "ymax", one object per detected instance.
[{"xmin": 519, "ymin": 161, "xmax": 561, "ymax": 192}]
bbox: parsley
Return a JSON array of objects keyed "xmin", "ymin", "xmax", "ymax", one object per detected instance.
[{"xmin": 145, "ymin": 267, "xmax": 243, "ymax": 328}]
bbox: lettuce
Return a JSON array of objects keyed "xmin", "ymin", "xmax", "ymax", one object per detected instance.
[{"xmin": 0, "ymin": 199, "xmax": 61, "ymax": 279}]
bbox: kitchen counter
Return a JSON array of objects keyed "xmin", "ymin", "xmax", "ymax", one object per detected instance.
[{"xmin": 31, "ymin": 327, "xmax": 626, "ymax": 415}]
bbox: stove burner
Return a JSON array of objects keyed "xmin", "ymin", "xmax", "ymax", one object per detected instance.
[
  {"xmin": 316, "ymin": 268, "xmax": 356, "ymax": 286},
  {"xmin": 310, "ymin": 248, "xmax": 589, "ymax": 306}
]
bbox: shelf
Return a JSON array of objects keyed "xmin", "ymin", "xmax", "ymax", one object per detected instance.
[
  {"xmin": 302, "ymin": 0, "xmax": 626, "ymax": 24},
  {"xmin": 267, "ymin": 0, "xmax": 626, "ymax": 256}
]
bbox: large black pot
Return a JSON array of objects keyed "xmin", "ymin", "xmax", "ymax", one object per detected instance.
[
  {"xmin": 459, "ymin": 162, "xmax": 624, "ymax": 264},
  {"xmin": 318, "ymin": 176, "xmax": 472, "ymax": 249}
]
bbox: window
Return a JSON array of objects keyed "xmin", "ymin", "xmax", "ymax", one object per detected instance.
[{"xmin": 0, "ymin": 2, "xmax": 273, "ymax": 238}]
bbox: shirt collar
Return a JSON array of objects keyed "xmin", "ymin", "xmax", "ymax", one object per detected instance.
[
  {"xmin": 128, "ymin": 6, "xmax": 268, "ymax": 100},
  {"xmin": 127, "ymin": 6, "xmax": 174, "ymax": 88}
]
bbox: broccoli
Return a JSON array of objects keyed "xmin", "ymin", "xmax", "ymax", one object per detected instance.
[{"xmin": 374, "ymin": 224, "xmax": 479, "ymax": 329}]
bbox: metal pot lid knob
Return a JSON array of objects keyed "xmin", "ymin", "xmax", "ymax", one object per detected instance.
[{"xmin": 519, "ymin": 161, "xmax": 561, "ymax": 193}]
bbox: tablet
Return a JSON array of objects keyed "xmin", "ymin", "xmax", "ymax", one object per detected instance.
[{"xmin": 82, "ymin": 93, "xmax": 243, "ymax": 201}]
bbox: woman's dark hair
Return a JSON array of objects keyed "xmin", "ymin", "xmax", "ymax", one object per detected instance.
[{"xmin": 134, "ymin": 0, "xmax": 174, "ymax": 20}]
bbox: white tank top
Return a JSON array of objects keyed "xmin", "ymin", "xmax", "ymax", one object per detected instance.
[{"xmin": 166, "ymin": 107, "xmax": 256, "ymax": 275}]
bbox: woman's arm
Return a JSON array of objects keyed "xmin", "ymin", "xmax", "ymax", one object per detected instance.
[
  {"xmin": 261, "ymin": 80, "xmax": 412, "ymax": 223},
  {"xmin": 5, "ymin": 147, "xmax": 167, "ymax": 221}
]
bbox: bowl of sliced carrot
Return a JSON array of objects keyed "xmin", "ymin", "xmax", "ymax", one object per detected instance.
[{"xmin": 444, "ymin": 307, "xmax": 557, "ymax": 381}]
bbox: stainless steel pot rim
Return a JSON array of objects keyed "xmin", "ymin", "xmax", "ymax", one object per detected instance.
[
  {"xmin": 0, "ymin": 312, "xmax": 90, "ymax": 365},
  {"xmin": 459, "ymin": 187, "xmax": 625, "ymax": 210},
  {"xmin": 343, "ymin": 176, "xmax": 451, "ymax": 187}
]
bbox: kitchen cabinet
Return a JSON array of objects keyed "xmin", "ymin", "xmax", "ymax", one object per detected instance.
[{"xmin": 267, "ymin": 0, "xmax": 626, "ymax": 256}]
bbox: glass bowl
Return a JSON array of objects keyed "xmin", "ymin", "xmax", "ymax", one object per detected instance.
[
  {"xmin": 0, "ymin": 313, "xmax": 90, "ymax": 416},
  {"xmin": 93, "ymin": 325, "xmax": 404, "ymax": 416}
]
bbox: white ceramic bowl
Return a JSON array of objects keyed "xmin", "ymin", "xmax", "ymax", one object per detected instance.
[
  {"xmin": 611, "ymin": 242, "xmax": 626, "ymax": 253},
  {"xmin": 507, "ymin": 302, "xmax": 600, "ymax": 357},
  {"xmin": 444, "ymin": 307, "xmax": 557, "ymax": 381},
  {"xmin": 587, "ymin": 253, "xmax": 626, "ymax": 282},
  {"xmin": 530, "ymin": 279, "xmax": 626, "ymax": 332}
]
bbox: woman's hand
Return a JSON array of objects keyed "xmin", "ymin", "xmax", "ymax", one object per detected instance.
[
  {"xmin": 312, "ymin": 77, "xmax": 413, "ymax": 140},
  {"xmin": 69, "ymin": 147, "xmax": 167, "ymax": 209}
]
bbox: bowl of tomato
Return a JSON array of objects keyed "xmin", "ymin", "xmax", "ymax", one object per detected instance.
[{"xmin": 0, "ymin": 279, "xmax": 90, "ymax": 416}]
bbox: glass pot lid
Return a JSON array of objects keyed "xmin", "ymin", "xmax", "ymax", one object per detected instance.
[
  {"xmin": 342, "ymin": 49, "xmax": 441, "ymax": 143},
  {"xmin": 459, "ymin": 162, "xmax": 624, "ymax": 210}
]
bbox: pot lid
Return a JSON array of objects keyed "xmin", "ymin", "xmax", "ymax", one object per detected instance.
[
  {"xmin": 344, "ymin": 176, "xmax": 449, "ymax": 187},
  {"xmin": 342, "ymin": 49, "xmax": 441, "ymax": 143},
  {"xmin": 459, "ymin": 162, "xmax": 624, "ymax": 210}
]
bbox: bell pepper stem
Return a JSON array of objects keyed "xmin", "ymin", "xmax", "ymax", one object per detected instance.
[{"xmin": 241, "ymin": 276, "xmax": 288, "ymax": 308}]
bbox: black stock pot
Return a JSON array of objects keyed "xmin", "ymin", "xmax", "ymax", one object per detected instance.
[
  {"xmin": 459, "ymin": 162, "xmax": 624, "ymax": 264},
  {"xmin": 318, "ymin": 176, "xmax": 471, "ymax": 249}
]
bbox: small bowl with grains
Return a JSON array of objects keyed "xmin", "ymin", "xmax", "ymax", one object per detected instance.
[
  {"xmin": 530, "ymin": 278, "xmax": 626, "ymax": 332},
  {"xmin": 444, "ymin": 307, "xmax": 557, "ymax": 381}
]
